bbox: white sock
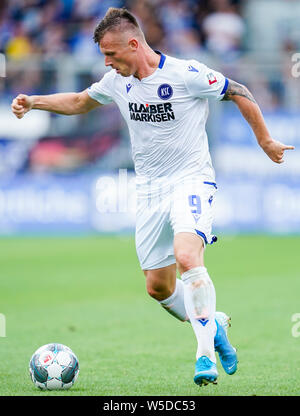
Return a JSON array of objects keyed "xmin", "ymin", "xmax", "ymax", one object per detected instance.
[
  {"xmin": 181, "ymin": 266, "xmax": 217, "ymax": 362},
  {"xmin": 159, "ymin": 278, "xmax": 189, "ymax": 322}
]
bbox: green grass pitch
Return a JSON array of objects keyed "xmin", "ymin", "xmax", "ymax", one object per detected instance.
[{"xmin": 0, "ymin": 234, "xmax": 299, "ymax": 396}]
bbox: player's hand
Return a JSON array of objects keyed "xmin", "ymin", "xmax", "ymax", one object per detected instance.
[
  {"xmin": 11, "ymin": 94, "xmax": 34, "ymax": 119},
  {"xmin": 261, "ymin": 139, "xmax": 295, "ymax": 164}
]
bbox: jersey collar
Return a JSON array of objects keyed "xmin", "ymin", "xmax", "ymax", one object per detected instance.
[
  {"xmin": 155, "ymin": 50, "xmax": 166, "ymax": 69},
  {"xmin": 132, "ymin": 51, "xmax": 166, "ymax": 83}
]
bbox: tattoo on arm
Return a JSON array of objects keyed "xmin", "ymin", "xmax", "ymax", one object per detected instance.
[{"xmin": 222, "ymin": 79, "xmax": 257, "ymax": 104}]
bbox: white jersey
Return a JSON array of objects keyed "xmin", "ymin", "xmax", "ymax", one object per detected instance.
[{"xmin": 88, "ymin": 52, "xmax": 228, "ymax": 181}]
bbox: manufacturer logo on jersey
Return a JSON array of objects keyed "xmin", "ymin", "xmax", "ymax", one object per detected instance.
[
  {"xmin": 192, "ymin": 214, "xmax": 200, "ymax": 223},
  {"xmin": 128, "ymin": 102, "xmax": 175, "ymax": 122},
  {"xmin": 207, "ymin": 72, "xmax": 217, "ymax": 85},
  {"xmin": 157, "ymin": 84, "xmax": 173, "ymax": 100},
  {"xmin": 126, "ymin": 83, "xmax": 133, "ymax": 93},
  {"xmin": 188, "ymin": 65, "xmax": 199, "ymax": 73}
]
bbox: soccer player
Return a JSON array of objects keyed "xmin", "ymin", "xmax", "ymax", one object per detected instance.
[{"xmin": 11, "ymin": 8, "xmax": 294, "ymax": 386}]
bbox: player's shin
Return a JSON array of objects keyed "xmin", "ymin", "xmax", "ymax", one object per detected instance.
[
  {"xmin": 158, "ymin": 278, "xmax": 189, "ymax": 322},
  {"xmin": 181, "ymin": 266, "xmax": 216, "ymax": 362}
]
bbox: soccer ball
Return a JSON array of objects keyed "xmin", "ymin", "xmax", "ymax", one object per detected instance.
[{"xmin": 29, "ymin": 343, "xmax": 79, "ymax": 390}]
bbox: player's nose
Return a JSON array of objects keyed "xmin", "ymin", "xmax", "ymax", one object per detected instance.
[{"xmin": 104, "ymin": 56, "xmax": 112, "ymax": 67}]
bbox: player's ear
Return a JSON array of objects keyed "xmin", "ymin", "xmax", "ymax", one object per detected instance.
[{"xmin": 128, "ymin": 38, "xmax": 138, "ymax": 51}]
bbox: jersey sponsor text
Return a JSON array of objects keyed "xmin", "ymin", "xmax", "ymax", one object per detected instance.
[{"xmin": 129, "ymin": 102, "xmax": 175, "ymax": 122}]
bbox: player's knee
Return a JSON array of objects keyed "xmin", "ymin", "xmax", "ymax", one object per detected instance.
[
  {"xmin": 175, "ymin": 250, "xmax": 198, "ymax": 273},
  {"xmin": 146, "ymin": 281, "xmax": 173, "ymax": 301}
]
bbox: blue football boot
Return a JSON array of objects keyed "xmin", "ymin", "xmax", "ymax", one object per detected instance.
[
  {"xmin": 214, "ymin": 312, "xmax": 238, "ymax": 375},
  {"xmin": 194, "ymin": 356, "xmax": 218, "ymax": 386}
]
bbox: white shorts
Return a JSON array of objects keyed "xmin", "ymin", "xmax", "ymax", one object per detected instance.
[{"xmin": 135, "ymin": 175, "xmax": 218, "ymax": 270}]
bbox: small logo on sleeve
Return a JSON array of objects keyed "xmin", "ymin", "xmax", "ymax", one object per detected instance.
[
  {"xmin": 207, "ymin": 72, "xmax": 217, "ymax": 85},
  {"xmin": 188, "ymin": 65, "xmax": 199, "ymax": 72},
  {"xmin": 157, "ymin": 84, "xmax": 173, "ymax": 100}
]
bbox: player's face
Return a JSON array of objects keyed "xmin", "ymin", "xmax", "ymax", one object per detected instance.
[{"xmin": 100, "ymin": 31, "xmax": 138, "ymax": 77}]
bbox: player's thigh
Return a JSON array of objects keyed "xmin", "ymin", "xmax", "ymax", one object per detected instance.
[
  {"xmin": 135, "ymin": 192, "xmax": 175, "ymax": 271},
  {"xmin": 170, "ymin": 178, "xmax": 217, "ymax": 271},
  {"xmin": 143, "ymin": 263, "xmax": 177, "ymax": 301},
  {"xmin": 174, "ymin": 232, "xmax": 205, "ymax": 272}
]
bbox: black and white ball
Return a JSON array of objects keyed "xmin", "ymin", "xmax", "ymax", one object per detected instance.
[{"xmin": 29, "ymin": 343, "xmax": 79, "ymax": 390}]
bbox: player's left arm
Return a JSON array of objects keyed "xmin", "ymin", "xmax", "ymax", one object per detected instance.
[{"xmin": 222, "ymin": 79, "xmax": 295, "ymax": 163}]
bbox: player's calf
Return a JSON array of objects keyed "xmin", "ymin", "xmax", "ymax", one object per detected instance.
[{"xmin": 145, "ymin": 266, "xmax": 188, "ymax": 322}]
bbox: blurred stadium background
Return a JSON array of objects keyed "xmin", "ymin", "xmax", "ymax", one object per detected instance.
[
  {"xmin": 0, "ymin": 0, "xmax": 299, "ymax": 236},
  {"xmin": 1, "ymin": 0, "xmax": 300, "ymax": 397}
]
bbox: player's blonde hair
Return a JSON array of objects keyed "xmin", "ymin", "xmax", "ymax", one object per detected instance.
[{"xmin": 93, "ymin": 7, "xmax": 145, "ymax": 44}]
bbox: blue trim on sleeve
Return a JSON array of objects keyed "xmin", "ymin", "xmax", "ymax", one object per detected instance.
[{"xmin": 220, "ymin": 78, "xmax": 229, "ymax": 95}]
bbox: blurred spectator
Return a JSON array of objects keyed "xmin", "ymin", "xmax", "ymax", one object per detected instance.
[
  {"xmin": 5, "ymin": 22, "xmax": 33, "ymax": 59},
  {"xmin": 1, "ymin": 0, "xmax": 299, "ymax": 177},
  {"xmin": 128, "ymin": 0, "xmax": 167, "ymax": 51},
  {"xmin": 28, "ymin": 131, "xmax": 121, "ymax": 173},
  {"xmin": 73, "ymin": 0, "xmax": 100, "ymax": 20},
  {"xmin": 41, "ymin": 23, "xmax": 68, "ymax": 57},
  {"xmin": 71, "ymin": 18, "xmax": 100, "ymax": 61},
  {"xmin": 1, "ymin": 0, "xmax": 247, "ymax": 60},
  {"xmin": 157, "ymin": 0, "xmax": 202, "ymax": 54},
  {"xmin": 201, "ymin": 0, "xmax": 245, "ymax": 60}
]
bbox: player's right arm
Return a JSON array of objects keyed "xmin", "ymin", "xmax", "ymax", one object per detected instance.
[{"xmin": 11, "ymin": 90, "xmax": 102, "ymax": 119}]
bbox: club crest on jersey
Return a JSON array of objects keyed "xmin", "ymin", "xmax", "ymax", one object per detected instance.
[
  {"xmin": 157, "ymin": 84, "xmax": 173, "ymax": 100},
  {"xmin": 207, "ymin": 72, "xmax": 217, "ymax": 85}
]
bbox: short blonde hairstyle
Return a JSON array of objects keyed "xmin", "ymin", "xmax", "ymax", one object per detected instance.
[{"xmin": 93, "ymin": 7, "xmax": 144, "ymax": 44}]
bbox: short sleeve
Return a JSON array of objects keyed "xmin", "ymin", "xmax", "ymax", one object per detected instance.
[
  {"xmin": 183, "ymin": 60, "xmax": 228, "ymax": 101},
  {"xmin": 87, "ymin": 70, "xmax": 115, "ymax": 105}
]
